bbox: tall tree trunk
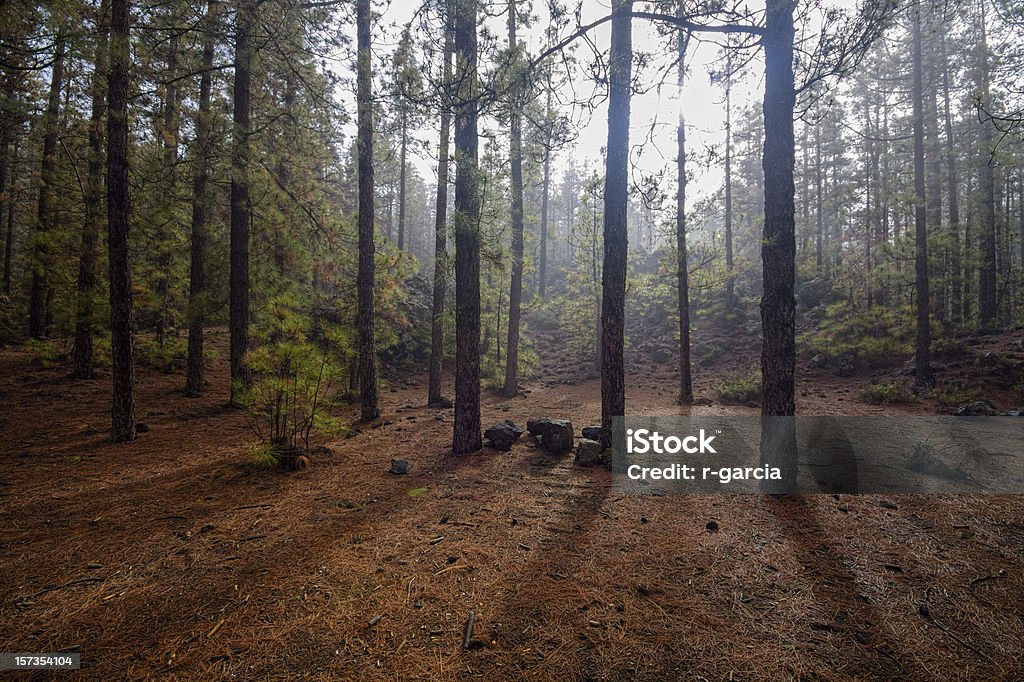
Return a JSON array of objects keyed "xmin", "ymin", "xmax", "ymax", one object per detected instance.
[
  {"xmin": 2, "ymin": 137, "xmax": 15, "ymax": 295},
  {"xmin": 185, "ymin": 0, "xmax": 219, "ymax": 397},
  {"xmin": 29, "ymin": 31, "xmax": 65, "ymax": 339},
  {"xmin": 600, "ymin": 0, "xmax": 631, "ymax": 445},
  {"xmin": 814, "ymin": 120, "xmax": 823, "ymax": 272},
  {"xmin": 539, "ymin": 146, "xmax": 550, "ymax": 299},
  {"xmin": 502, "ymin": 0, "xmax": 524, "ymax": 398},
  {"xmin": 676, "ymin": 22, "xmax": 692, "ymax": 404},
  {"xmin": 724, "ymin": 52, "xmax": 735, "ymax": 310},
  {"xmin": 452, "ymin": 0, "xmax": 482, "ymax": 454},
  {"xmin": 759, "ymin": 0, "xmax": 797, "ymax": 494},
  {"xmin": 911, "ymin": 0, "xmax": 932, "ymax": 388},
  {"xmin": 976, "ymin": 0, "xmax": 997, "ymax": 329},
  {"xmin": 0, "ymin": 109, "xmax": 11, "ymax": 294},
  {"xmin": 155, "ymin": 29, "xmax": 180, "ymax": 347},
  {"xmin": 428, "ymin": 8, "xmax": 453, "ymax": 406},
  {"xmin": 941, "ymin": 27, "xmax": 961, "ymax": 327},
  {"xmin": 356, "ymin": 0, "xmax": 379, "ymax": 421},
  {"xmin": 397, "ymin": 110, "xmax": 407, "ymax": 250},
  {"xmin": 108, "ymin": 0, "xmax": 136, "ymax": 442},
  {"xmin": 73, "ymin": 0, "xmax": 111, "ymax": 379},
  {"xmin": 760, "ymin": 0, "xmax": 797, "ymax": 417},
  {"xmin": 229, "ymin": 0, "xmax": 254, "ymax": 406}
]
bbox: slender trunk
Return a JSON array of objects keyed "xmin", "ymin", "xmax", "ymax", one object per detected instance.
[
  {"xmin": 0, "ymin": 114, "xmax": 11, "ymax": 294},
  {"xmin": 941, "ymin": 27, "xmax": 960, "ymax": 326},
  {"xmin": 356, "ymin": 0, "xmax": 379, "ymax": 421},
  {"xmin": 29, "ymin": 31, "xmax": 66, "ymax": 339},
  {"xmin": 398, "ymin": 110, "xmax": 407, "ymax": 250},
  {"xmin": 911, "ymin": 1, "xmax": 932, "ymax": 387},
  {"xmin": 503, "ymin": 0, "xmax": 524, "ymax": 398},
  {"xmin": 452, "ymin": 0, "xmax": 482, "ymax": 453},
  {"xmin": 760, "ymin": 0, "xmax": 797, "ymax": 417},
  {"xmin": 229, "ymin": 0, "xmax": 254, "ymax": 406},
  {"xmin": 539, "ymin": 85, "xmax": 552, "ymax": 299},
  {"xmin": 185, "ymin": 0, "xmax": 219, "ymax": 397},
  {"xmin": 600, "ymin": 0, "xmax": 631, "ymax": 445},
  {"xmin": 724, "ymin": 53, "xmax": 734, "ymax": 309},
  {"xmin": 155, "ymin": 30, "xmax": 180, "ymax": 346},
  {"xmin": 676, "ymin": 20, "xmax": 692, "ymax": 404},
  {"xmin": 108, "ymin": 0, "xmax": 136, "ymax": 442},
  {"xmin": 428, "ymin": 9, "xmax": 453, "ymax": 406},
  {"xmin": 977, "ymin": 0, "xmax": 997, "ymax": 329},
  {"xmin": 814, "ymin": 121, "xmax": 823, "ymax": 272},
  {"xmin": 2, "ymin": 138, "xmax": 14, "ymax": 295},
  {"xmin": 73, "ymin": 0, "xmax": 111, "ymax": 379}
]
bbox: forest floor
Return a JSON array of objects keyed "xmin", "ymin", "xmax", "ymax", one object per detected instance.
[{"xmin": 2, "ymin": 326, "xmax": 1023, "ymax": 680}]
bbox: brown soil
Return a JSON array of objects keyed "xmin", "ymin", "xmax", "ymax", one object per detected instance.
[{"xmin": 1, "ymin": 328, "xmax": 1023, "ymax": 680}]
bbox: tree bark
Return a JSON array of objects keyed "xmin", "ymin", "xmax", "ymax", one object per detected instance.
[
  {"xmin": 73, "ymin": 0, "xmax": 111, "ymax": 380},
  {"xmin": 356, "ymin": 0, "xmax": 379, "ymax": 421},
  {"xmin": 911, "ymin": 0, "xmax": 932, "ymax": 388},
  {"xmin": 155, "ymin": 28, "xmax": 180, "ymax": 347},
  {"xmin": 676, "ymin": 22, "xmax": 692, "ymax": 404},
  {"xmin": 600, "ymin": 0, "xmax": 631, "ymax": 445},
  {"xmin": 229, "ymin": 0, "xmax": 254, "ymax": 406},
  {"xmin": 976, "ymin": 0, "xmax": 997, "ymax": 329},
  {"xmin": 428, "ymin": 7, "xmax": 453, "ymax": 406},
  {"xmin": 29, "ymin": 30, "xmax": 65, "ymax": 339},
  {"xmin": 723, "ymin": 51, "xmax": 735, "ymax": 310},
  {"xmin": 760, "ymin": 0, "xmax": 796, "ymax": 417},
  {"xmin": 398, "ymin": 110, "xmax": 407, "ymax": 250},
  {"xmin": 185, "ymin": 0, "xmax": 219, "ymax": 397},
  {"xmin": 452, "ymin": 0, "xmax": 482, "ymax": 454},
  {"xmin": 2, "ymin": 137, "xmax": 14, "ymax": 296},
  {"xmin": 107, "ymin": 0, "xmax": 136, "ymax": 442},
  {"xmin": 940, "ymin": 28, "xmax": 961, "ymax": 327},
  {"xmin": 502, "ymin": 0, "xmax": 524, "ymax": 398}
]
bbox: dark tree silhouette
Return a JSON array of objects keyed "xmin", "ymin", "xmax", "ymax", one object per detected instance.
[
  {"xmin": 356, "ymin": 0, "xmax": 380, "ymax": 421},
  {"xmin": 107, "ymin": 0, "xmax": 136, "ymax": 443}
]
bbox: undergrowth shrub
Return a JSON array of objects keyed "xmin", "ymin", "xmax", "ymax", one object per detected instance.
[
  {"xmin": 718, "ymin": 371, "xmax": 761, "ymax": 404},
  {"xmin": 242, "ymin": 296, "xmax": 346, "ymax": 469},
  {"xmin": 861, "ymin": 381, "xmax": 914, "ymax": 404}
]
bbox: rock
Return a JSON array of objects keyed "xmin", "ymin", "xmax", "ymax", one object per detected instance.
[
  {"xmin": 428, "ymin": 397, "xmax": 453, "ymax": 409},
  {"xmin": 1002, "ymin": 407, "xmax": 1024, "ymax": 417},
  {"xmin": 581, "ymin": 426, "xmax": 605, "ymax": 442},
  {"xmin": 834, "ymin": 351, "xmax": 857, "ymax": 377},
  {"xmin": 136, "ymin": 422, "xmax": 150, "ymax": 433},
  {"xmin": 797, "ymin": 277, "xmax": 832, "ymax": 308},
  {"xmin": 526, "ymin": 417, "xmax": 574, "ymax": 454},
  {"xmin": 574, "ymin": 438, "xmax": 603, "ymax": 467},
  {"xmin": 388, "ymin": 459, "xmax": 410, "ymax": 475},
  {"xmin": 692, "ymin": 397, "xmax": 713, "ymax": 406},
  {"xmin": 484, "ymin": 421, "xmax": 525, "ymax": 451},
  {"xmin": 953, "ymin": 400, "xmax": 997, "ymax": 416},
  {"xmin": 651, "ymin": 347, "xmax": 672, "ymax": 364}
]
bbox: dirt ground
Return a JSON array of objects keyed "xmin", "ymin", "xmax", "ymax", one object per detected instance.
[{"xmin": 1, "ymin": 328, "xmax": 1023, "ymax": 680}]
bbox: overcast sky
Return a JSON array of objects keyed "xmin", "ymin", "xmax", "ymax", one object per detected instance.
[{"xmin": 337, "ymin": 1, "xmax": 774, "ymax": 210}]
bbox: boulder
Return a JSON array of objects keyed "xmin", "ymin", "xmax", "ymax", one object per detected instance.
[
  {"xmin": 1003, "ymin": 407, "xmax": 1024, "ymax": 417},
  {"xmin": 527, "ymin": 417, "xmax": 574, "ymax": 454},
  {"xmin": 581, "ymin": 425, "xmax": 605, "ymax": 442},
  {"xmin": 953, "ymin": 400, "xmax": 997, "ymax": 416},
  {"xmin": 389, "ymin": 459, "xmax": 409, "ymax": 475},
  {"xmin": 574, "ymin": 439, "xmax": 603, "ymax": 467},
  {"xmin": 484, "ymin": 420, "xmax": 525, "ymax": 451},
  {"xmin": 797, "ymin": 277, "xmax": 832, "ymax": 308}
]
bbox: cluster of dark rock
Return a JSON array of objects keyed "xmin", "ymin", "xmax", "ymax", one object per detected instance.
[{"xmin": 480, "ymin": 417, "xmax": 611, "ymax": 467}]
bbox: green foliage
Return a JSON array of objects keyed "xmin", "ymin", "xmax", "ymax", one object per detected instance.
[
  {"xmin": 801, "ymin": 302, "xmax": 915, "ymax": 371},
  {"xmin": 718, "ymin": 371, "xmax": 762, "ymax": 404},
  {"xmin": 929, "ymin": 384, "xmax": 981, "ymax": 408},
  {"xmin": 136, "ymin": 336, "xmax": 188, "ymax": 372},
  {"xmin": 25, "ymin": 338, "xmax": 65, "ymax": 368},
  {"xmin": 243, "ymin": 295, "xmax": 346, "ymax": 468},
  {"xmin": 861, "ymin": 381, "xmax": 914, "ymax": 404}
]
